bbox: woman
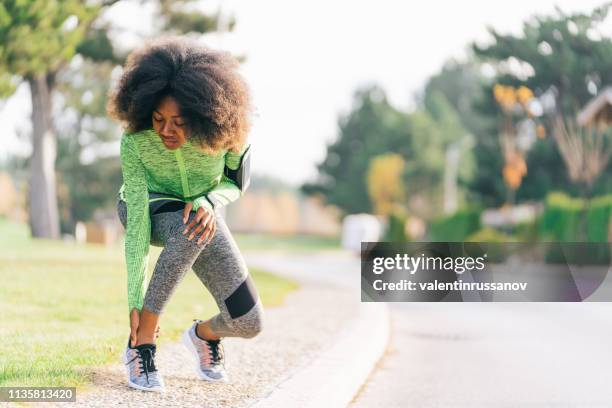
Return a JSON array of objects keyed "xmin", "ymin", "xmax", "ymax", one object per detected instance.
[{"xmin": 108, "ymin": 37, "xmax": 263, "ymax": 392}]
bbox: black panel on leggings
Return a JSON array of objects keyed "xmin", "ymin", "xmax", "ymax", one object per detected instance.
[
  {"xmin": 225, "ymin": 275, "xmax": 257, "ymax": 319},
  {"xmin": 151, "ymin": 200, "xmax": 186, "ymax": 215}
]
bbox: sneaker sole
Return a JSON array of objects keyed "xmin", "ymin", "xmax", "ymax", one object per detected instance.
[
  {"xmin": 181, "ymin": 329, "xmax": 229, "ymax": 383},
  {"xmin": 122, "ymin": 350, "xmax": 165, "ymax": 392}
]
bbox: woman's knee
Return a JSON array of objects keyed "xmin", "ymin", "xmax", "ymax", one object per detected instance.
[
  {"xmin": 212, "ymin": 285, "xmax": 264, "ymax": 338},
  {"xmin": 224, "ymin": 274, "xmax": 263, "ymax": 337},
  {"xmin": 228, "ymin": 302, "xmax": 264, "ymax": 338}
]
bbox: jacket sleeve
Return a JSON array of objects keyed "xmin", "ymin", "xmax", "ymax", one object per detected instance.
[
  {"xmin": 192, "ymin": 143, "xmax": 250, "ymax": 212},
  {"xmin": 120, "ymin": 134, "xmax": 151, "ymax": 312}
]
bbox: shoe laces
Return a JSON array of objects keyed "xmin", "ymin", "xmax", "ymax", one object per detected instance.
[
  {"xmin": 207, "ymin": 339, "xmax": 224, "ymax": 367},
  {"xmin": 193, "ymin": 319, "xmax": 225, "ymax": 368},
  {"xmin": 127, "ymin": 346, "xmax": 158, "ymax": 381}
]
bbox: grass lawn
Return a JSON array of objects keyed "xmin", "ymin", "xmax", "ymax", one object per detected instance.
[
  {"xmin": 234, "ymin": 232, "xmax": 340, "ymax": 251},
  {"xmin": 0, "ymin": 219, "xmax": 298, "ymax": 388}
]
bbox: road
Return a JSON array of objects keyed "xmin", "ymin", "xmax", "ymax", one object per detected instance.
[
  {"xmin": 351, "ymin": 301, "xmax": 612, "ymax": 407},
  {"xmin": 246, "ymin": 251, "xmax": 612, "ymax": 407}
]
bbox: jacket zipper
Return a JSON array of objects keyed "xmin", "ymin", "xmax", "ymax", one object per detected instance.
[{"xmin": 174, "ymin": 148, "xmax": 191, "ymax": 198}]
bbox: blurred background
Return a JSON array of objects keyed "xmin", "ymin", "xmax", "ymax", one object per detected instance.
[
  {"xmin": 1, "ymin": 0, "xmax": 612, "ymax": 394},
  {"xmin": 0, "ymin": 0, "xmax": 611, "ymax": 248}
]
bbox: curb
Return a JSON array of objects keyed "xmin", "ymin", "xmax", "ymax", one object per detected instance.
[{"xmin": 250, "ymin": 301, "xmax": 390, "ymax": 408}]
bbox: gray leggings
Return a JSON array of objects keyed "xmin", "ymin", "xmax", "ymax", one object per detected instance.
[{"xmin": 117, "ymin": 197, "xmax": 264, "ymax": 338}]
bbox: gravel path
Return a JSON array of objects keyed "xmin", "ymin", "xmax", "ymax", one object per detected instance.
[{"xmin": 21, "ymin": 284, "xmax": 355, "ymax": 408}]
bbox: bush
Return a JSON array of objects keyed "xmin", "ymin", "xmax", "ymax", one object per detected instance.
[
  {"xmin": 466, "ymin": 227, "xmax": 516, "ymax": 243},
  {"xmin": 514, "ymin": 218, "xmax": 540, "ymax": 243},
  {"xmin": 383, "ymin": 209, "xmax": 410, "ymax": 242},
  {"xmin": 541, "ymin": 192, "xmax": 612, "ymax": 242},
  {"xmin": 541, "ymin": 192, "xmax": 583, "ymax": 242},
  {"xmin": 541, "ymin": 192, "xmax": 612, "ymax": 264},
  {"xmin": 587, "ymin": 195, "xmax": 612, "ymax": 242},
  {"xmin": 428, "ymin": 207, "xmax": 481, "ymax": 242},
  {"xmin": 466, "ymin": 227, "xmax": 516, "ymax": 262}
]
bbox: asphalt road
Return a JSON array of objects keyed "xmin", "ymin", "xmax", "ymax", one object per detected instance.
[
  {"xmin": 351, "ymin": 302, "xmax": 612, "ymax": 407},
  {"xmin": 245, "ymin": 250, "xmax": 612, "ymax": 407}
]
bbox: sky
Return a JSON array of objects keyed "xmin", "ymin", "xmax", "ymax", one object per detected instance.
[{"xmin": 0, "ymin": 0, "xmax": 608, "ymax": 186}]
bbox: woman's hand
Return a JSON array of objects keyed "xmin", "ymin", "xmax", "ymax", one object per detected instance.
[
  {"xmin": 129, "ymin": 308, "xmax": 160, "ymax": 346},
  {"xmin": 182, "ymin": 202, "xmax": 217, "ymax": 245},
  {"xmin": 129, "ymin": 307, "xmax": 140, "ymax": 346}
]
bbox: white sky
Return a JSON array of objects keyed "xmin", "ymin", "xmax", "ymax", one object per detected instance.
[{"xmin": 0, "ymin": 0, "xmax": 608, "ymax": 185}]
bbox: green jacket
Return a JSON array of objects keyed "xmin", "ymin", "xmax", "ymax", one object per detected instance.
[{"xmin": 119, "ymin": 129, "xmax": 248, "ymax": 311}]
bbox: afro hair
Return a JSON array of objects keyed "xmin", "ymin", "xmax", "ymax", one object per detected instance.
[{"xmin": 107, "ymin": 36, "xmax": 251, "ymax": 153}]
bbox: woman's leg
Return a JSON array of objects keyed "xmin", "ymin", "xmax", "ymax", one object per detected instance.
[
  {"xmin": 117, "ymin": 199, "xmax": 207, "ymax": 345},
  {"xmin": 142, "ymin": 208, "xmax": 208, "ymax": 315},
  {"xmin": 190, "ymin": 215, "xmax": 264, "ymax": 339}
]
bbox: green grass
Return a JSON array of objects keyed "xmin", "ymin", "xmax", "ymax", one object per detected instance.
[
  {"xmin": 0, "ymin": 218, "xmax": 298, "ymax": 388},
  {"xmin": 234, "ymin": 232, "xmax": 340, "ymax": 251}
]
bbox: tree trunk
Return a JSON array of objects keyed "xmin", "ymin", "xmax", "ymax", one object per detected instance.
[{"xmin": 28, "ymin": 73, "xmax": 60, "ymax": 239}]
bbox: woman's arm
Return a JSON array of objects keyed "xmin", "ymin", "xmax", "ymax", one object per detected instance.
[
  {"xmin": 120, "ymin": 134, "xmax": 151, "ymax": 313},
  {"xmin": 192, "ymin": 143, "xmax": 251, "ymax": 212}
]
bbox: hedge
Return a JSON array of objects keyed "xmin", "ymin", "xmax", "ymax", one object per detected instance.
[
  {"xmin": 541, "ymin": 192, "xmax": 612, "ymax": 264},
  {"xmin": 428, "ymin": 207, "xmax": 481, "ymax": 242}
]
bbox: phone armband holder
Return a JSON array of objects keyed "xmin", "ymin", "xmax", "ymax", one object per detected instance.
[{"xmin": 224, "ymin": 145, "xmax": 251, "ymax": 192}]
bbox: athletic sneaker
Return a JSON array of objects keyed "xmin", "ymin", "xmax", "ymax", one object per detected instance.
[
  {"xmin": 123, "ymin": 340, "xmax": 165, "ymax": 392},
  {"xmin": 182, "ymin": 319, "xmax": 228, "ymax": 382}
]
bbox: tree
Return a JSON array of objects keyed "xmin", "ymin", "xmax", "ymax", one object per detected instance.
[
  {"xmin": 0, "ymin": 0, "xmax": 229, "ymax": 238},
  {"xmin": 0, "ymin": 1, "xmax": 102, "ymax": 238},
  {"xmin": 367, "ymin": 153, "xmax": 405, "ymax": 216},
  {"xmin": 415, "ymin": 61, "xmax": 484, "ymax": 213},
  {"xmin": 302, "ymin": 86, "xmax": 412, "ymax": 214},
  {"xmin": 396, "ymin": 88, "xmax": 477, "ymax": 217},
  {"xmin": 421, "ymin": 60, "xmax": 490, "ymax": 139},
  {"xmin": 473, "ymin": 3, "xmax": 612, "ymax": 205},
  {"xmin": 490, "ymin": 84, "xmax": 543, "ymax": 204},
  {"xmin": 54, "ymin": 59, "xmax": 122, "ymax": 232},
  {"xmin": 552, "ymin": 115, "xmax": 611, "ymax": 193},
  {"xmin": 304, "ymin": 83, "xmax": 474, "ymax": 218},
  {"xmin": 552, "ymin": 114, "xmax": 611, "ymax": 238}
]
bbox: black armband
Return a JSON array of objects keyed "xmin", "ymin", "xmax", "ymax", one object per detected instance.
[{"xmin": 224, "ymin": 145, "xmax": 251, "ymax": 192}]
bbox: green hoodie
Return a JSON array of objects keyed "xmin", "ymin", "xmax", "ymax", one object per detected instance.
[{"xmin": 119, "ymin": 129, "xmax": 248, "ymax": 312}]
